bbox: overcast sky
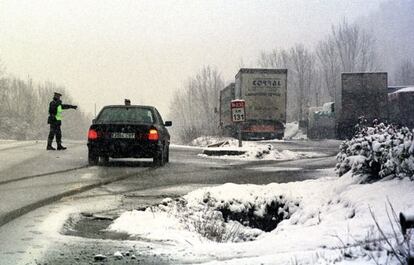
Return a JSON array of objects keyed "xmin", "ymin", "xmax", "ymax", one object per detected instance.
[{"xmin": 0, "ymin": 0, "xmax": 385, "ymax": 118}]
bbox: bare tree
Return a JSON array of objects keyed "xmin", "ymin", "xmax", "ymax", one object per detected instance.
[
  {"xmin": 168, "ymin": 66, "xmax": 225, "ymax": 143},
  {"xmin": 288, "ymin": 44, "xmax": 316, "ymax": 121},
  {"xmin": 0, "ymin": 73, "xmax": 91, "ymax": 140},
  {"xmin": 316, "ymin": 36, "xmax": 340, "ymax": 101},
  {"xmin": 395, "ymin": 59, "xmax": 414, "ymax": 85},
  {"xmin": 257, "ymin": 49, "xmax": 286, "ymax": 69},
  {"xmin": 331, "ymin": 20, "xmax": 378, "ymax": 73},
  {"xmin": 314, "ymin": 20, "xmax": 379, "ymax": 110}
]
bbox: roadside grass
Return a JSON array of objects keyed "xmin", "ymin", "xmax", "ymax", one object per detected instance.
[{"xmin": 321, "ymin": 200, "xmax": 414, "ymax": 265}]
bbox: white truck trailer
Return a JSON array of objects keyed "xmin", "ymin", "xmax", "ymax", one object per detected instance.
[{"xmin": 220, "ymin": 68, "xmax": 288, "ymax": 140}]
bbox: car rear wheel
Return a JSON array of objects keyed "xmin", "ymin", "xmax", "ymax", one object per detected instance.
[
  {"xmin": 88, "ymin": 151, "xmax": 99, "ymax": 166},
  {"xmin": 153, "ymin": 145, "xmax": 165, "ymax": 167},
  {"xmin": 165, "ymin": 146, "xmax": 169, "ymax": 163},
  {"xmin": 100, "ymin": 155, "xmax": 110, "ymax": 166}
]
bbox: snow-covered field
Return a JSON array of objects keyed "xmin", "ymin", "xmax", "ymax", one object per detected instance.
[{"xmin": 108, "ymin": 171, "xmax": 414, "ymax": 264}]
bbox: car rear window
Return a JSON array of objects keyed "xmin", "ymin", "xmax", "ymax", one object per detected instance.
[{"xmin": 96, "ymin": 107, "xmax": 154, "ymax": 124}]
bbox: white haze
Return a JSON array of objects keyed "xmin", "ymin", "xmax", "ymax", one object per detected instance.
[
  {"xmin": 359, "ymin": 0, "xmax": 414, "ymax": 82},
  {"xmin": 0, "ymin": 0, "xmax": 387, "ymax": 118}
]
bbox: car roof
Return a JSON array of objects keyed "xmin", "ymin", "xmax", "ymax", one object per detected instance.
[{"xmin": 102, "ymin": 105, "xmax": 156, "ymax": 110}]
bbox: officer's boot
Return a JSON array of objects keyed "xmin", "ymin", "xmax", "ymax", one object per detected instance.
[
  {"xmin": 46, "ymin": 140, "xmax": 55, "ymax": 150},
  {"xmin": 46, "ymin": 143, "xmax": 56, "ymax": 150},
  {"xmin": 57, "ymin": 142, "xmax": 67, "ymax": 150}
]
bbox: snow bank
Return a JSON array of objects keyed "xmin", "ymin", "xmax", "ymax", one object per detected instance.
[
  {"xmin": 190, "ymin": 122, "xmax": 308, "ymax": 147},
  {"xmin": 190, "ymin": 136, "xmax": 236, "ymax": 147},
  {"xmin": 199, "ymin": 138, "xmax": 322, "ymax": 161},
  {"xmin": 391, "ymin": 86, "xmax": 414, "ymax": 94},
  {"xmin": 108, "ymin": 173, "xmax": 414, "ymax": 264},
  {"xmin": 284, "ymin": 122, "xmax": 307, "ymax": 140}
]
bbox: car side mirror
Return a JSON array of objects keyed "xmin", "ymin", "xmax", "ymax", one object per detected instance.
[
  {"xmin": 92, "ymin": 119, "xmax": 97, "ymax": 124},
  {"xmin": 164, "ymin": 121, "xmax": 172, "ymax": 127}
]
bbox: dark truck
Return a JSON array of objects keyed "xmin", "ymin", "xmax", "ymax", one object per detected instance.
[
  {"xmin": 219, "ymin": 68, "xmax": 288, "ymax": 140},
  {"xmin": 87, "ymin": 105, "xmax": 171, "ymax": 166}
]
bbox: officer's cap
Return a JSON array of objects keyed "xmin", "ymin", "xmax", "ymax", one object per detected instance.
[{"xmin": 54, "ymin": 92, "xmax": 62, "ymax": 97}]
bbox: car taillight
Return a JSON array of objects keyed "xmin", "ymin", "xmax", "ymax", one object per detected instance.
[
  {"xmin": 88, "ymin": 129, "xmax": 99, "ymax": 140},
  {"xmin": 148, "ymin": 129, "xmax": 159, "ymax": 141}
]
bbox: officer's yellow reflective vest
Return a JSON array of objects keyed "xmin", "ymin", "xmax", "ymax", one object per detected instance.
[{"xmin": 56, "ymin": 105, "xmax": 63, "ymax": 121}]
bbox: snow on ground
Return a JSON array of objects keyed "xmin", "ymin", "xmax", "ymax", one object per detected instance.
[
  {"xmin": 190, "ymin": 136, "xmax": 237, "ymax": 147},
  {"xmin": 284, "ymin": 122, "xmax": 307, "ymax": 140},
  {"xmin": 391, "ymin": 86, "xmax": 414, "ymax": 94},
  {"xmin": 108, "ymin": 172, "xmax": 414, "ymax": 264},
  {"xmin": 170, "ymin": 144, "xmax": 204, "ymax": 150},
  {"xmin": 245, "ymin": 166, "xmax": 304, "ymax": 172},
  {"xmin": 195, "ymin": 137, "xmax": 323, "ymax": 161},
  {"xmin": 0, "ymin": 140, "xmax": 38, "ymax": 150}
]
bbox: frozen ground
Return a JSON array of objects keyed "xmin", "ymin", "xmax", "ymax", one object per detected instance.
[{"xmin": 108, "ymin": 171, "xmax": 414, "ymax": 264}]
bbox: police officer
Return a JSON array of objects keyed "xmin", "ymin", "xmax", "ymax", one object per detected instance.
[{"xmin": 47, "ymin": 92, "xmax": 77, "ymax": 150}]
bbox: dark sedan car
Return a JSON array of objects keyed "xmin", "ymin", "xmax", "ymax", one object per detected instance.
[{"xmin": 87, "ymin": 105, "xmax": 172, "ymax": 166}]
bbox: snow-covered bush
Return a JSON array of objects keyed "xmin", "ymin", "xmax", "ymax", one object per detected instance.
[
  {"xmin": 156, "ymin": 197, "xmax": 262, "ymax": 242},
  {"xmin": 152, "ymin": 187, "xmax": 300, "ymax": 242},
  {"xmin": 336, "ymin": 121, "xmax": 414, "ymax": 182}
]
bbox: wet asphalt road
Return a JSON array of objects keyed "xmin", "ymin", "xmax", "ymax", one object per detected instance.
[{"xmin": 0, "ymin": 139, "xmax": 341, "ymax": 264}]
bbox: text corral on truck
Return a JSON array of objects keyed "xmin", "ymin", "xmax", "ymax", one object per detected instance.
[{"xmin": 219, "ymin": 68, "xmax": 288, "ymax": 140}]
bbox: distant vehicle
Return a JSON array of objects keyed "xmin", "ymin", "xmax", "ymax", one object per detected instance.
[
  {"xmin": 219, "ymin": 68, "xmax": 288, "ymax": 140},
  {"xmin": 87, "ymin": 105, "xmax": 172, "ymax": 166}
]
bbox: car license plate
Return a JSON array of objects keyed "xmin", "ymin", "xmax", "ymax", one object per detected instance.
[{"xmin": 111, "ymin": 132, "xmax": 135, "ymax": 139}]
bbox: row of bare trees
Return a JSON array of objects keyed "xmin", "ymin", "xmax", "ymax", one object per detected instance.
[
  {"xmin": 0, "ymin": 69, "xmax": 91, "ymax": 140},
  {"xmin": 258, "ymin": 20, "xmax": 380, "ymax": 121},
  {"xmin": 168, "ymin": 66, "xmax": 225, "ymax": 143}
]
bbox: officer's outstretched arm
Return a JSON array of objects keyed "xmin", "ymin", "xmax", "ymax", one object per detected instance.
[{"xmin": 62, "ymin": 104, "xmax": 78, "ymax": 110}]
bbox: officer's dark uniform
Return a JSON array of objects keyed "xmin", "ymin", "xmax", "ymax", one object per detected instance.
[{"xmin": 47, "ymin": 92, "xmax": 77, "ymax": 150}]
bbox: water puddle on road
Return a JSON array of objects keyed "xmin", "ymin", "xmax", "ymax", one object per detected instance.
[
  {"xmin": 61, "ymin": 211, "xmax": 179, "ymax": 246},
  {"xmin": 61, "ymin": 212, "xmax": 129, "ymax": 240}
]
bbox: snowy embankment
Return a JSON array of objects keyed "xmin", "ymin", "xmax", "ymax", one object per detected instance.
[
  {"xmin": 192, "ymin": 136, "xmax": 322, "ymax": 161},
  {"xmin": 107, "ymin": 124, "xmax": 414, "ymax": 264},
  {"xmin": 108, "ymin": 172, "xmax": 414, "ymax": 264}
]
